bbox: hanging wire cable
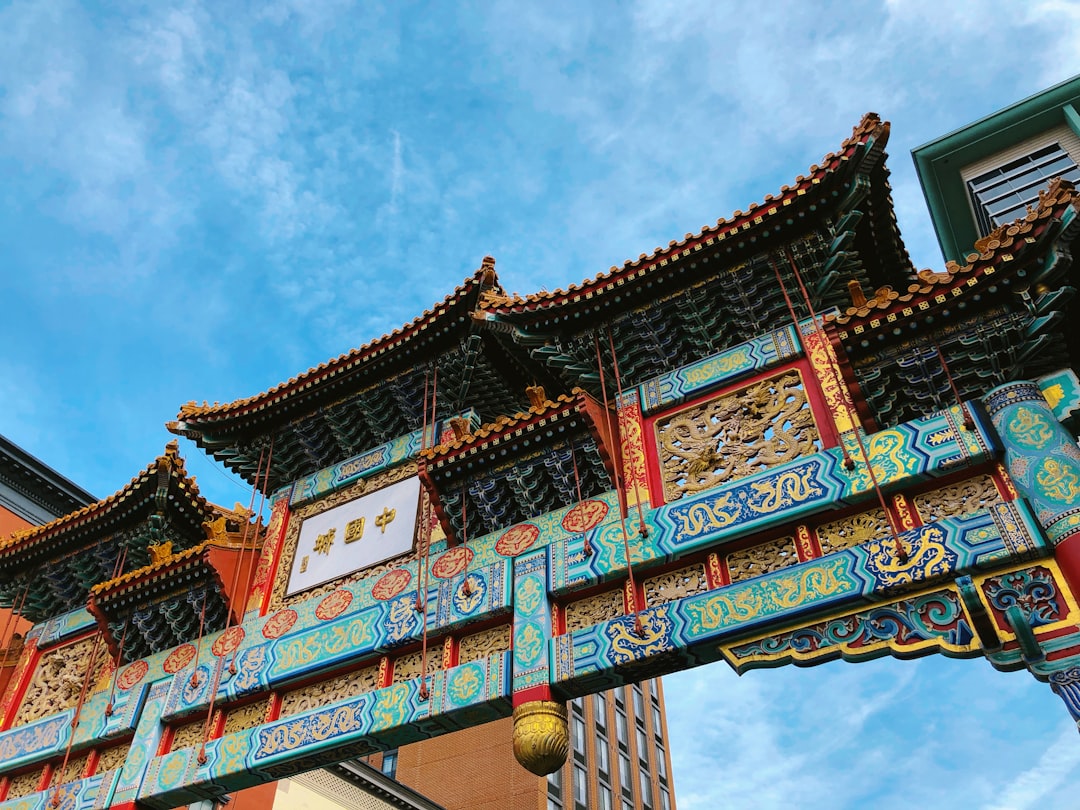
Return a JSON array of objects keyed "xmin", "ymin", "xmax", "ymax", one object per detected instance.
[
  {"xmin": 782, "ymin": 247, "xmax": 908, "ymax": 562},
  {"xmin": 220, "ymin": 445, "xmax": 266, "ymax": 676},
  {"xmin": 238, "ymin": 437, "xmax": 276, "ymax": 628},
  {"xmin": 768, "ymin": 255, "xmax": 855, "ymax": 471},
  {"xmin": 104, "ymin": 616, "xmax": 131, "ymax": 717},
  {"xmin": 417, "ymin": 362, "xmax": 439, "ymax": 701},
  {"xmin": 933, "ymin": 341, "xmax": 975, "ymax": 430},
  {"xmin": 416, "ymin": 369, "xmax": 432, "ymax": 613},
  {"xmin": 51, "ymin": 633, "xmax": 104, "ymax": 806},
  {"xmin": 190, "ymin": 591, "xmax": 208, "ymax": 689},
  {"xmin": 607, "ymin": 327, "xmax": 649, "ymax": 537},
  {"xmin": 569, "ymin": 441, "xmax": 592, "ymax": 556},
  {"xmin": 460, "ymin": 486, "xmax": 471, "ymax": 597},
  {"xmin": 594, "ymin": 333, "xmax": 644, "ymax": 637}
]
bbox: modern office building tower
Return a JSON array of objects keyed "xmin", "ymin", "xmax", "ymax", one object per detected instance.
[{"xmin": 366, "ymin": 678, "xmax": 675, "ymax": 810}]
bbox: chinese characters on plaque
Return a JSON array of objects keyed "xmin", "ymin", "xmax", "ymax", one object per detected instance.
[{"xmin": 286, "ymin": 476, "xmax": 421, "ymax": 596}]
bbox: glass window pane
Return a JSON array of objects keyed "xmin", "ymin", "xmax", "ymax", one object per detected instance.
[
  {"xmin": 640, "ymin": 772, "xmax": 653, "ymax": 809},
  {"xmin": 574, "ymin": 766, "xmax": 587, "ymax": 804},
  {"xmin": 616, "ymin": 710, "xmax": 628, "ymax": 745},
  {"xmin": 596, "ymin": 735, "xmax": 610, "ymax": 775},
  {"xmin": 573, "ymin": 717, "xmax": 587, "ymax": 754},
  {"xmin": 599, "ymin": 786, "xmax": 613, "ymax": 810},
  {"xmin": 381, "ymin": 750, "xmax": 398, "ymax": 779},
  {"xmin": 968, "ymin": 142, "xmax": 1079, "ymax": 235}
]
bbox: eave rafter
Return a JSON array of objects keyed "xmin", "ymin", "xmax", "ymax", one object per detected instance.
[{"xmin": 420, "ymin": 389, "xmax": 619, "ymax": 545}]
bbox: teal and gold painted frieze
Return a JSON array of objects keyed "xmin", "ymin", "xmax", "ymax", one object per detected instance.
[
  {"xmin": 986, "ymin": 381, "xmax": 1080, "ymax": 544},
  {"xmin": 0, "ymin": 398, "xmax": 1062, "ymax": 806},
  {"xmin": 283, "ymin": 411, "xmax": 479, "ymax": 508},
  {"xmin": 635, "ymin": 326, "xmax": 801, "ymax": 416}
]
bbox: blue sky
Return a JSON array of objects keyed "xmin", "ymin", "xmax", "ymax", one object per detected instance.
[{"xmin": 3, "ymin": 1, "xmax": 1080, "ymax": 807}]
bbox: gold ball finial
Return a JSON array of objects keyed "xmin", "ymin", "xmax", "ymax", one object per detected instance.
[{"xmin": 512, "ymin": 700, "xmax": 569, "ymax": 775}]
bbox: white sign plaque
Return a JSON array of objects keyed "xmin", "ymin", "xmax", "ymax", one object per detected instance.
[{"xmin": 286, "ymin": 475, "xmax": 421, "ymax": 596}]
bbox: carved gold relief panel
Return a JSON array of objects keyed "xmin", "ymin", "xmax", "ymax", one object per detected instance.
[
  {"xmin": 5, "ymin": 769, "xmax": 43, "ymax": 799},
  {"xmin": 279, "ymin": 665, "xmax": 380, "ymax": 718},
  {"xmin": 222, "ymin": 699, "xmax": 271, "ymax": 736},
  {"xmin": 913, "ymin": 474, "xmax": 1002, "ymax": 524},
  {"xmin": 270, "ymin": 464, "xmax": 425, "ymax": 612},
  {"xmin": 816, "ymin": 508, "xmax": 889, "ymax": 555},
  {"xmin": 52, "ymin": 751, "xmax": 90, "ymax": 785},
  {"xmin": 12, "ymin": 637, "xmax": 109, "ymax": 727},
  {"xmin": 170, "ymin": 717, "xmax": 208, "ymax": 752},
  {"xmin": 643, "ymin": 564, "xmax": 709, "ymax": 608},
  {"xmin": 565, "ymin": 589, "xmax": 624, "ymax": 633},
  {"xmin": 726, "ymin": 536, "xmax": 799, "ymax": 582},
  {"xmin": 392, "ymin": 651, "xmax": 442, "ymax": 684},
  {"xmin": 458, "ymin": 625, "xmax": 511, "ymax": 665},
  {"xmin": 655, "ymin": 370, "xmax": 820, "ymax": 502},
  {"xmin": 95, "ymin": 742, "xmax": 131, "ymax": 775}
]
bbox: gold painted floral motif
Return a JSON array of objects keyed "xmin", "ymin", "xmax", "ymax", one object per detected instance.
[
  {"xmin": 913, "ymin": 474, "xmax": 1002, "ymax": 524},
  {"xmin": 726, "ymin": 536, "xmax": 798, "ymax": 583},
  {"xmin": 279, "ymin": 665, "xmax": 379, "ymax": 717},
  {"xmin": 643, "ymin": 564, "xmax": 709, "ymax": 608},
  {"xmin": 815, "ymin": 508, "xmax": 889, "ymax": 555},
  {"xmin": 656, "ymin": 371, "xmax": 820, "ymax": 502},
  {"xmin": 565, "ymin": 589, "xmax": 625, "ymax": 633},
  {"xmin": 458, "ymin": 625, "xmax": 511, "ymax": 665}
]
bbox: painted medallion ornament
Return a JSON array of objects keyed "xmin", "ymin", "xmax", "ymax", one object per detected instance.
[
  {"xmin": 315, "ymin": 589, "xmax": 353, "ymax": 620},
  {"xmin": 117, "ymin": 660, "xmax": 148, "ymax": 691},
  {"xmin": 262, "ymin": 609, "xmax": 298, "ymax": 640},
  {"xmin": 372, "ymin": 568, "xmax": 411, "ymax": 601},
  {"xmin": 212, "ymin": 626, "xmax": 245, "ymax": 657},
  {"xmin": 495, "ymin": 523, "xmax": 540, "ymax": 557},
  {"xmin": 561, "ymin": 500, "xmax": 609, "ymax": 533},
  {"xmin": 432, "ymin": 546, "xmax": 473, "ymax": 579},
  {"xmin": 163, "ymin": 644, "xmax": 196, "ymax": 674}
]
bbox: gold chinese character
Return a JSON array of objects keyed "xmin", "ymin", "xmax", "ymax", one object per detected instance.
[
  {"xmin": 314, "ymin": 528, "xmax": 335, "ymax": 555},
  {"xmin": 300, "ymin": 555, "xmax": 309, "ymax": 573},
  {"xmin": 374, "ymin": 507, "xmax": 396, "ymax": 533},
  {"xmin": 345, "ymin": 517, "xmax": 366, "ymax": 544}
]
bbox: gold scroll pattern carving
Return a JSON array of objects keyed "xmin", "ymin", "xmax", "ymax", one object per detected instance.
[
  {"xmin": 392, "ymin": 651, "xmax": 442, "ymax": 684},
  {"xmin": 53, "ymin": 751, "xmax": 91, "ymax": 784},
  {"xmin": 5, "ymin": 768, "xmax": 43, "ymax": 799},
  {"xmin": 12, "ymin": 637, "xmax": 110, "ymax": 727},
  {"xmin": 816, "ymin": 508, "xmax": 889, "ymax": 555},
  {"xmin": 913, "ymin": 474, "xmax": 1002, "ymax": 524},
  {"xmin": 656, "ymin": 371, "xmax": 820, "ymax": 502},
  {"xmin": 279, "ymin": 665, "xmax": 381, "ymax": 718},
  {"xmin": 565, "ymin": 589, "xmax": 625, "ymax": 633},
  {"xmin": 95, "ymin": 742, "xmax": 131, "ymax": 774},
  {"xmin": 170, "ymin": 718, "xmax": 208, "ymax": 752},
  {"xmin": 643, "ymin": 564, "xmax": 709, "ymax": 608},
  {"xmin": 222, "ymin": 699, "xmax": 271, "ymax": 736},
  {"xmin": 726, "ymin": 536, "xmax": 799, "ymax": 583},
  {"xmin": 458, "ymin": 625, "xmax": 511, "ymax": 665},
  {"xmin": 269, "ymin": 464, "xmax": 425, "ymax": 612}
]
